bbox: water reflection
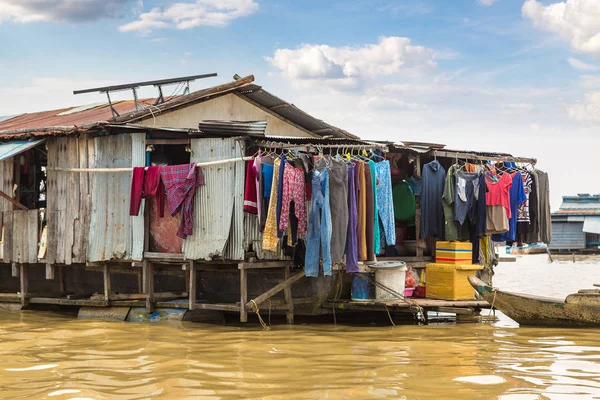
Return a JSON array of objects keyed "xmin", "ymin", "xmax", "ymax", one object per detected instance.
[{"xmin": 0, "ymin": 254, "xmax": 598, "ymax": 399}]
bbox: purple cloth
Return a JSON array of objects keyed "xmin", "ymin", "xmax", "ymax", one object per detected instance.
[{"xmin": 346, "ymin": 161, "xmax": 359, "ymax": 273}]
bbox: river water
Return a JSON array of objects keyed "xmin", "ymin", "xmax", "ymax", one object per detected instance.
[{"xmin": 0, "ymin": 254, "xmax": 598, "ymax": 399}]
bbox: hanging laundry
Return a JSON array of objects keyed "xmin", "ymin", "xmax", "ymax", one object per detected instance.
[
  {"xmin": 454, "ymin": 170, "xmax": 480, "ymax": 226},
  {"xmin": 364, "ymin": 162, "xmax": 375, "ymax": 262},
  {"xmin": 253, "ymin": 155, "xmax": 262, "ymax": 225},
  {"xmin": 485, "ymin": 172, "xmax": 512, "ymax": 235},
  {"xmin": 160, "ymin": 163, "xmax": 205, "ymax": 239},
  {"xmin": 262, "ymin": 159, "xmax": 281, "ymax": 252},
  {"xmin": 375, "ymin": 160, "xmax": 396, "ymax": 246},
  {"xmin": 357, "ymin": 162, "xmax": 368, "ymax": 260},
  {"xmin": 420, "ymin": 160, "xmax": 446, "ymax": 238},
  {"xmin": 536, "ymin": 170, "xmax": 552, "ymax": 244},
  {"xmin": 368, "ymin": 160, "xmax": 380, "ymax": 255},
  {"xmin": 442, "ymin": 164, "xmax": 461, "ymax": 241},
  {"xmin": 279, "ymin": 163, "xmax": 307, "ymax": 239},
  {"xmin": 346, "ymin": 161, "xmax": 359, "ymax": 273},
  {"xmin": 276, "ymin": 154, "xmax": 287, "ymax": 239},
  {"xmin": 130, "ymin": 166, "xmax": 165, "ymax": 217},
  {"xmin": 305, "ymin": 168, "xmax": 332, "ymax": 277},
  {"xmin": 317, "ymin": 156, "xmax": 348, "ymax": 264},
  {"xmin": 492, "ymin": 171, "xmax": 526, "ymax": 243},
  {"xmin": 517, "ymin": 171, "xmax": 532, "ymax": 234},
  {"xmin": 243, "ymin": 160, "xmax": 258, "ymax": 214}
]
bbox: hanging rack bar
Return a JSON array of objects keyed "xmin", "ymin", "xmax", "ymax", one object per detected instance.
[
  {"xmin": 432, "ymin": 150, "xmax": 536, "ymax": 165},
  {"xmin": 46, "ymin": 156, "xmax": 254, "ymax": 173}
]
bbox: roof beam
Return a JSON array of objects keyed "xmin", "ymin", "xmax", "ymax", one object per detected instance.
[
  {"xmin": 270, "ymin": 103, "xmax": 290, "ymax": 110},
  {"xmin": 312, "ymin": 128, "xmax": 333, "ymax": 134}
]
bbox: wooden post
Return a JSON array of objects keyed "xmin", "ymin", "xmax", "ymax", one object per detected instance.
[
  {"xmin": 240, "ymin": 266, "xmax": 248, "ymax": 323},
  {"xmin": 188, "ymin": 260, "xmax": 196, "ymax": 311},
  {"xmin": 58, "ymin": 266, "xmax": 66, "ymax": 294},
  {"xmin": 103, "ymin": 264, "xmax": 111, "ymax": 304},
  {"xmin": 137, "ymin": 268, "xmax": 143, "ymax": 293},
  {"xmin": 142, "ymin": 263, "xmax": 147, "ymax": 293},
  {"xmin": 45, "ymin": 264, "xmax": 55, "ymax": 280},
  {"xmin": 19, "ymin": 264, "xmax": 28, "ymax": 307},
  {"xmin": 283, "ymin": 265, "xmax": 294, "ymax": 324},
  {"xmin": 11, "ymin": 262, "xmax": 19, "ymax": 277},
  {"xmin": 145, "ymin": 260, "xmax": 154, "ymax": 312}
]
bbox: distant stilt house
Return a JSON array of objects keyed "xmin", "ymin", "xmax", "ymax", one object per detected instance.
[{"xmin": 550, "ymin": 194, "xmax": 600, "ymax": 252}]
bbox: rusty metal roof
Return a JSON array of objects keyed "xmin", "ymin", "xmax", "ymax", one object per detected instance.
[{"xmin": 0, "ymin": 74, "xmax": 357, "ymax": 140}]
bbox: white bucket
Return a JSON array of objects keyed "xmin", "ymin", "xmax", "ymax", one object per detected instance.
[{"xmin": 369, "ymin": 261, "xmax": 407, "ymax": 300}]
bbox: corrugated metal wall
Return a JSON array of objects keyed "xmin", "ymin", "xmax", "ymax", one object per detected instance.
[
  {"xmin": 243, "ymin": 213, "xmax": 291, "ymax": 260},
  {"xmin": 130, "ymin": 133, "xmax": 146, "ymax": 260},
  {"xmin": 549, "ymin": 222, "xmax": 585, "ymax": 250},
  {"xmin": 46, "ymin": 137, "xmax": 91, "ymax": 264},
  {"xmin": 87, "ymin": 134, "xmax": 145, "ymax": 262},
  {"xmin": 184, "ymin": 138, "xmax": 245, "ymax": 261},
  {"xmin": 0, "ymin": 158, "xmax": 13, "ymax": 260}
]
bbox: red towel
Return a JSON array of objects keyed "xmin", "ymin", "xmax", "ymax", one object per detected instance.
[
  {"xmin": 243, "ymin": 160, "xmax": 258, "ymax": 214},
  {"xmin": 129, "ymin": 166, "xmax": 165, "ymax": 217}
]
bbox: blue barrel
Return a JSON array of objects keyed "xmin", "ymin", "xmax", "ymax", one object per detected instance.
[{"xmin": 351, "ymin": 274, "xmax": 372, "ymax": 301}]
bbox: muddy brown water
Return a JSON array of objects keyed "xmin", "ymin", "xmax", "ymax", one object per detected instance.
[{"xmin": 0, "ymin": 254, "xmax": 598, "ymax": 399}]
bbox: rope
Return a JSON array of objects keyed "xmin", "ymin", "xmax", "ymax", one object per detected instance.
[
  {"xmin": 488, "ymin": 288, "xmax": 498, "ymax": 317},
  {"xmin": 356, "ymin": 273, "xmax": 426, "ymax": 323},
  {"xmin": 249, "ymin": 299, "xmax": 270, "ymax": 331},
  {"xmin": 384, "ymin": 305, "xmax": 396, "ymax": 327}
]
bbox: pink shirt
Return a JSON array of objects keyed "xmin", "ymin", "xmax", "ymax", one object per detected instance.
[{"xmin": 486, "ymin": 172, "xmax": 513, "ymax": 218}]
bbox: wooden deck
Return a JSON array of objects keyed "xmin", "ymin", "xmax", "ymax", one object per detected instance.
[{"xmin": 325, "ymin": 298, "xmax": 490, "ymax": 313}]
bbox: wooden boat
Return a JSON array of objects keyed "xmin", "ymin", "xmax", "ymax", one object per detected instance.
[
  {"xmin": 508, "ymin": 243, "xmax": 548, "ymax": 255},
  {"xmin": 468, "ymin": 276, "xmax": 600, "ymax": 327}
]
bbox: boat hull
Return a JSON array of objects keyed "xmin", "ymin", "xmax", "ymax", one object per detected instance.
[{"xmin": 468, "ymin": 276, "xmax": 600, "ymax": 327}]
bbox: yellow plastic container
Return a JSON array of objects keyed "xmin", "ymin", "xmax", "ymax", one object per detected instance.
[
  {"xmin": 435, "ymin": 241, "xmax": 472, "ymax": 265},
  {"xmin": 425, "ymin": 263, "xmax": 483, "ymax": 300}
]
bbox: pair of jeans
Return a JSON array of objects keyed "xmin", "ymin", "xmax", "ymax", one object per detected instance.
[{"xmin": 305, "ymin": 169, "xmax": 332, "ymax": 277}]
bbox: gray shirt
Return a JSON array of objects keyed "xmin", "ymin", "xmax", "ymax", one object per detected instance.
[{"xmin": 420, "ymin": 160, "xmax": 446, "ymax": 238}]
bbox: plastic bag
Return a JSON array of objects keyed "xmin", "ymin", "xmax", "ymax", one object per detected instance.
[{"xmin": 405, "ymin": 266, "xmax": 419, "ymax": 288}]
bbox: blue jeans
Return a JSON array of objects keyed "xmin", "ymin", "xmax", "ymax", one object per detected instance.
[{"xmin": 305, "ymin": 169, "xmax": 332, "ymax": 277}]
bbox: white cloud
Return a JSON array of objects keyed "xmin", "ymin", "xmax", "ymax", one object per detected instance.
[
  {"xmin": 0, "ymin": 0, "xmax": 139, "ymax": 23},
  {"xmin": 267, "ymin": 36, "xmax": 437, "ymax": 90},
  {"xmin": 522, "ymin": 0, "xmax": 600, "ymax": 54},
  {"xmin": 568, "ymin": 57, "xmax": 598, "ymax": 71},
  {"xmin": 478, "ymin": 0, "xmax": 499, "ymax": 6},
  {"xmin": 504, "ymin": 103, "xmax": 534, "ymax": 112},
  {"xmin": 119, "ymin": 0, "xmax": 258, "ymax": 34},
  {"xmin": 568, "ymin": 91, "xmax": 600, "ymax": 121},
  {"xmin": 579, "ymin": 74, "xmax": 600, "ymax": 88}
]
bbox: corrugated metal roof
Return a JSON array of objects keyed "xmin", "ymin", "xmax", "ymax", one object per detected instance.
[
  {"xmin": 553, "ymin": 209, "xmax": 600, "ymax": 216},
  {"xmin": 197, "ymin": 120, "xmax": 267, "ymax": 136},
  {"xmin": 236, "ymin": 84, "xmax": 358, "ymax": 139},
  {"xmin": 0, "ymin": 74, "xmax": 358, "ymax": 140},
  {"xmin": 0, "ymin": 139, "xmax": 45, "ymax": 161}
]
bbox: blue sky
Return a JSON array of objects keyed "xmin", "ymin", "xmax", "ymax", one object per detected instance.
[{"xmin": 1, "ymin": 0, "xmax": 600, "ymax": 208}]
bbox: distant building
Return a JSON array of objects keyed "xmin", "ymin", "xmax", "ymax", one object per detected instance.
[{"xmin": 550, "ymin": 194, "xmax": 600, "ymax": 252}]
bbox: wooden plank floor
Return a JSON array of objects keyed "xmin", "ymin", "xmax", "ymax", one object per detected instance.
[{"xmin": 326, "ymin": 298, "xmax": 490, "ymax": 310}]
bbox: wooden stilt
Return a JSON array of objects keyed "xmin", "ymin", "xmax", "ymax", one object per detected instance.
[
  {"xmin": 240, "ymin": 266, "xmax": 248, "ymax": 323},
  {"xmin": 188, "ymin": 260, "xmax": 196, "ymax": 311},
  {"xmin": 137, "ymin": 268, "xmax": 142, "ymax": 293},
  {"xmin": 19, "ymin": 264, "xmax": 28, "ymax": 307},
  {"xmin": 145, "ymin": 260, "xmax": 154, "ymax": 312},
  {"xmin": 11, "ymin": 262, "xmax": 19, "ymax": 278},
  {"xmin": 103, "ymin": 264, "xmax": 111, "ymax": 304},
  {"xmin": 415, "ymin": 154, "xmax": 423, "ymax": 258},
  {"xmin": 58, "ymin": 266, "xmax": 66, "ymax": 294},
  {"xmin": 142, "ymin": 263, "xmax": 147, "ymax": 293},
  {"xmin": 45, "ymin": 264, "xmax": 55, "ymax": 280},
  {"xmin": 283, "ymin": 265, "xmax": 294, "ymax": 324}
]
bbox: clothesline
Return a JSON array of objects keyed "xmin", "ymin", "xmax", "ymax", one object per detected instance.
[{"xmin": 46, "ymin": 156, "xmax": 255, "ymax": 173}]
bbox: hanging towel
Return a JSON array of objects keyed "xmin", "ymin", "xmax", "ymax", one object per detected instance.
[
  {"xmin": 160, "ymin": 163, "xmax": 205, "ymax": 239},
  {"xmin": 243, "ymin": 160, "xmax": 258, "ymax": 214},
  {"xmin": 130, "ymin": 166, "xmax": 165, "ymax": 217}
]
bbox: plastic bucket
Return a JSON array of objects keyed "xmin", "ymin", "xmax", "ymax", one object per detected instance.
[
  {"xmin": 369, "ymin": 261, "xmax": 407, "ymax": 300},
  {"xmin": 351, "ymin": 274, "xmax": 372, "ymax": 301}
]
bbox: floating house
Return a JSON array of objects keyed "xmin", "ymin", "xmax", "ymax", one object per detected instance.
[
  {"xmin": 0, "ymin": 74, "xmax": 544, "ymax": 324},
  {"xmin": 551, "ymin": 194, "xmax": 600, "ymax": 252}
]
